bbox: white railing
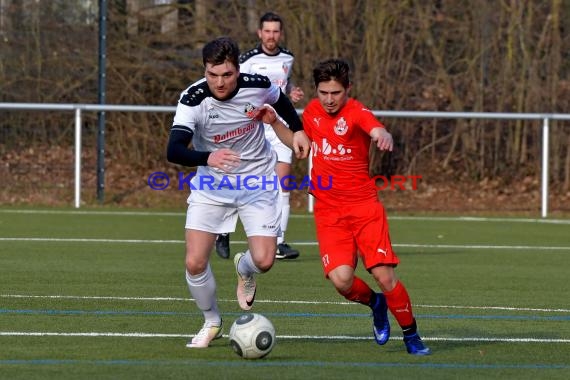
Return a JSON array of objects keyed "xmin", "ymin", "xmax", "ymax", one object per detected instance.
[{"xmin": 2, "ymin": 102, "xmax": 569, "ymax": 217}]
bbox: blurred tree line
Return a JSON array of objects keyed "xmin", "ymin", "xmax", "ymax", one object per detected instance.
[{"xmin": 1, "ymin": 0, "xmax": 569, "ymax": 207}]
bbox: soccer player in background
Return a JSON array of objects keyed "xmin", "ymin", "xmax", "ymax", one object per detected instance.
[
  {"xmin": 166, "ymin": 36, "xmax": 309, "ymax": 348},
  {"xmin": 215, "ymin": 11, "xmax": 304, "ymax": 260},
  {"xmin": 302, "ymin": 58, "xmax": 431, "ymax": 355}
]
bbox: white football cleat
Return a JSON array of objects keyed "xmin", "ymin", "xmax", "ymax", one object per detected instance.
[
  {"xmin": 186, "ymin": 321, "xmax": 223, "ymax": 348},
  {"xmin": 234, "ymin": 252, "xmax": 257, "ymax": 310}
]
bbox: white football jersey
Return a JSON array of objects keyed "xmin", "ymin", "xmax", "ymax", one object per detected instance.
[
  {"xmin": 240, "ymin": 45, "xmax": 296, "ymax": 157},
  {"xmin": 172, "ymin": 73, "xmax": 280, "ymax": 199},
  {"xmin": 239, "ymin": 45, "xmax": 295, "ymax": 93}
]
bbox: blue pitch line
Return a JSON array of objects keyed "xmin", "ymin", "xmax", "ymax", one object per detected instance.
[
  {"xmin": 0, "ymin": 358, "xmax": 569, "ymax": 370},
  {"xmin": 1, "ymin": 309, "xmax": 570, "ymax": 321}
]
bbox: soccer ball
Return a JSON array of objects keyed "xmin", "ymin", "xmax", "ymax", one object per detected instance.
[{"xmin": 229, "ymin": 313, "xmax": 276, "ymax": 359}]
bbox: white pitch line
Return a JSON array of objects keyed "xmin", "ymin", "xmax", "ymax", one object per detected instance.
[
  {"xmin": 0, "ymin": 332, "xmax": 190, "ymax": 338},
  {"xmin": 0, "ymin": 237, "xmax": 183, "ymax": 244},
  {"xmin": 1, "ymin": 237, "xmax": 569, "ymax": 251},
  {"xmin": 389, "ymin": 216, "xmax": 570, "ymax": 225},
  {"xmin": 0, "ymin": 293, "xmax": 352, "ymax": 306},
  {"xmin": 1, "ymin": 209, "xmax": 569, "ymax": 224},
  {"xmin": 0, "ymin": 331, "xmax": 568, "ymax": 343},
  {"xmin": 1, "ymin": 294, "xmax": 569, "ymax": 313},
  {"xmin": 393, "ymin": 243, "xmax": 570, "ymax": 251},
  {"xmin": 415, "ymin": 304, "xmax": 570, "ymax": 313},
  {"xmin": 0, "ymin": 331, "xmax": 565, "ymax": 343},
  {"xmin": 0, "ymin": 209, "xmax": 184, "ymax": 217}
]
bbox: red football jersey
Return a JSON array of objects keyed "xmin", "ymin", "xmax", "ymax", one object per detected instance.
[{"xmin": 302, "ymin": 98, "xmax": 386, "ymax": 206}]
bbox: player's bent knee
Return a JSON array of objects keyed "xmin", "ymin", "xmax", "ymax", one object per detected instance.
[
  {"xmin": 249, "ymin": 249, "xmax": 275, "ymax": 272},
  {"xmin": 255, "ymin": 256, "xmax": 275, "ymax": 272},
  {"xmin": 185, "ymin": 258, "xmax": 209, "ymax": 275},
  {"xmin": 329, "ymin": 276, "xmax": 353, "ymax": 294}
]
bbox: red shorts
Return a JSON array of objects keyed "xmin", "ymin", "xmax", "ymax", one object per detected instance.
[{"xmin": 313, "ymin": 199, "xmax": 399, "ymax": 277}]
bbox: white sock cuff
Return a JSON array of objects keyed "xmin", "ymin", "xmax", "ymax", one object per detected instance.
[
  {"xmin": 238, "ymin": 250, "xmax": 262, "ymax": 277},
  {"xmin": 185, "ymin": 264, "xmax": 212, "ymax": 286}
]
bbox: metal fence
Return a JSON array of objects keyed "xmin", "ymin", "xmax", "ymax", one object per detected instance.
[{"xmin": 2, "ymin": 102, "xmax": 570, "ymax": 217}]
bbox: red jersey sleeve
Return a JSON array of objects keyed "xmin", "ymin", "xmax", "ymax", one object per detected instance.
[{"xmin": 353, "ymin": 101, "xmax": 385, "ymax": 134}]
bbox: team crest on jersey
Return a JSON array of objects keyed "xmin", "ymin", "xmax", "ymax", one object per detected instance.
[
  {"xmin": 282, "ymin": 63, "xmax": 289, "ymax": 75},
  {"xmin": 334, "ymin": 117, "xmax": 349, "ymax": 135},
  {"xmin": 244, "ymin": 103, "xmax": 256, "ymax": 118}
]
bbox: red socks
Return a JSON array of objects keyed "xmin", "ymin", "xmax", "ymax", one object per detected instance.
[
  {"xmin": 336, "ymin": 277, "xmax": 417, "ymax": 329},
  {"xmin": 337, "ymin": 276, "xmax": 373, "ymax": 305},
  {"xmin": 383, "ymin": 280, "xmax": 415, "ymax": 327}
]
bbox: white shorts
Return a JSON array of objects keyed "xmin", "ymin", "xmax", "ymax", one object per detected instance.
[
  {"xmin": 185, "ymin": 187, "xmax": 282, "ymax": 237},
  {"xmin": 264, "ymin": 124, "xmax": 293, "ymax": 164}
]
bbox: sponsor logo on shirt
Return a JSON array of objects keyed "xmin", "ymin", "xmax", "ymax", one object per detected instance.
[
  {"xmin": 214, "ymin": 122, "xmax": 257, "ymax": 143},
  {"xmin": 311, "ymin": 138, "xmax": 354, "ymax": 162}
]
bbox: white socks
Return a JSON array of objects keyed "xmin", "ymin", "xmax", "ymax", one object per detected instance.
[
  {"xmin": 237, "ymin": 250, "xmax": 262, "ymax": 277},
  {"xmin": 186, "ymin": 264, "xmax": 221, "ymax": 326},
  {"xmin": 278, "ymin": 192, "xmax": 291, "ymax": 245}
]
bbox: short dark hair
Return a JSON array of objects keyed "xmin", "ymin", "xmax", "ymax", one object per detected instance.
[
  {"xmin": 312, "ymin": 59, "xmax": 351, "ymax": 88},
  {"xmin": 202, "ymin": 36, "xmax": 240, "ymax": 68},
  {"xmin": 259, "ymin": 11, "xmax": 283, "ymax": 30}
]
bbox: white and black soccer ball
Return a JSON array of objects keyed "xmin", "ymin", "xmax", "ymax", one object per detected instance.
[{"xmin": 229, "ymin": 313, "xmax": 276, "ymax": 359}]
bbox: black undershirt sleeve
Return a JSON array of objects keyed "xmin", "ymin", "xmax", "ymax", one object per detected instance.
[
  {"xmin": 166, "ymin": 128, "xmax": 211, "ymax": 167},
  {"xmin": 271, "ymin": 91, "xmax": 303, "ymax": 132}
]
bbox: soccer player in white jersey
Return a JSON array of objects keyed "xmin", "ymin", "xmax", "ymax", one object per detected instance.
[
  {"xmin": 166, "ymin": 36, "xmax": 310, "ymax": 348},
  {"xmin": 215, "ymin": 12, "xmax": 304, "ymax": 261}
]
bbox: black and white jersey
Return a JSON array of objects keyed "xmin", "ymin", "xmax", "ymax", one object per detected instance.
[
  {"xmin": 239, "ymin": 45, "xmax": 295, "ymax": 93},
  {"xmin": 172, "ymin": 73, "xmax": 280, "ymax": 188}
]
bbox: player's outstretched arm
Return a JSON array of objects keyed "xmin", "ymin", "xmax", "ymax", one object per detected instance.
[
  {"xmin": 254, "ymin": 104, "xmax": 294, "ymax": 148},
  {"xmin": 370, "ymin": 127, "xmax": 393, "ymax": 152},
  {"xmin": 292, "ymin": 131, "xmax": 310, "ymax": 159},
  {"xmin": 255, "ymin": 104, "xmax": 310, "ymax": 160},
  {"xmin": 271, "ymin": 91, "xmax": 303, "ymax": 132}
]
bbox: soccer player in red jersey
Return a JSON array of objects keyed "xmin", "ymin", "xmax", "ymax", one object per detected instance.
[{"xmin": 302, "ymin": 58, "xmax": 431, "ymax": 355}]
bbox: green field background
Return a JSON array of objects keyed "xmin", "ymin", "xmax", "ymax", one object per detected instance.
[{"xmin": 0, "ymin": 208, "xmax": 569, "ymax": 379}]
